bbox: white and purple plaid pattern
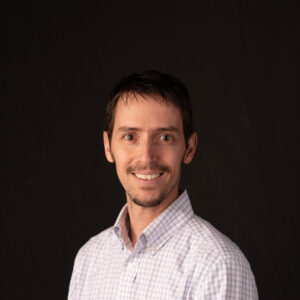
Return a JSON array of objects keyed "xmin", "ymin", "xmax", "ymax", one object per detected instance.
[{"xmin": 68, "ymin": 191, "xmax": 258, "ymax": 299}]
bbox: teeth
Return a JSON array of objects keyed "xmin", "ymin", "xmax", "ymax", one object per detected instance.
[{"xmin": 135, "ymin": 173, "xmax": 161, "ymax": 180}]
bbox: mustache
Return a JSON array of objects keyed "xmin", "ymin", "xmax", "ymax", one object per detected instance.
[{"xmin": 127, "ymin": 164, "xmax": 170, "ymax": 174}]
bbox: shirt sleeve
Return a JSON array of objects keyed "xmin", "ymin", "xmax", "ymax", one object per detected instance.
[
  {"xmin": 196, "ymin": 255, "xmax": 258, "ymax": 299},
  {"xmin": 67, "ymin": 247, "xmax": 85, "ymax": 300}
]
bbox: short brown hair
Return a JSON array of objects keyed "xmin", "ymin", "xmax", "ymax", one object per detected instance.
[{"xmin": 104, "ymin": 70, "xmax": 194, "ymax": 144}]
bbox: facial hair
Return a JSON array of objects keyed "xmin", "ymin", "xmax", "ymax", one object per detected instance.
[
  {"xmin": 130, "ymin": 190, "xmax": 167, "ymax": 207},
  {"xmin": 110, "ymin": 147, "xmax": 186, "ymax": 208},
  {"xmin": 125, "ymin": 163, "xmax": 176, "ymax": 208}
]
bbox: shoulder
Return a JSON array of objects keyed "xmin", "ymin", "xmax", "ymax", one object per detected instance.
[
  {"xmin": 184, "ymin": 214, "xmax": 245, "ymax": 259},
  {"xmin": 68, "ymin": 227, "xmax": 116, "ymax": 297},
  {"xmin": 180, "ymin": 215, "xmax": 258, "ymax": 298},
  {"xmin": 74, "ymin": 226, "xmax": 115, "ymax": 264},
  {"xmin": 177, "ymin": 214, "xmax": 255, "ymax": 280}
]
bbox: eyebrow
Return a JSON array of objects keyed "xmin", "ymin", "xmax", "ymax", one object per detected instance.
[
  {"xmin": 117, "ymin": 127, "xmax": 141, "ymax": 132},
  {"xmin": 117, "ymin": 126, "xmax": 179, "ymax": 133}
]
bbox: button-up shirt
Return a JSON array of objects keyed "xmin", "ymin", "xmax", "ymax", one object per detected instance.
[{"xmin": 68, "ymin": 191, "xmax": 258, "ymax": 299}]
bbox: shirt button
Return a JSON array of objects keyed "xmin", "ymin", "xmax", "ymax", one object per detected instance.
[
  {"xmin": 128, "ymin": 263, "xmax": 134, "ymax": 271},
  {"xmin": 151, "ymin": 246, "xmax": 156, "ymax": 253}
]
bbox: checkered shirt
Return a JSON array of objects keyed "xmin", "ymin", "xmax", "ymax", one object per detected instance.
[{"xmin": 68, "ymin": 190, "xmax": 258, "ymax": 299}]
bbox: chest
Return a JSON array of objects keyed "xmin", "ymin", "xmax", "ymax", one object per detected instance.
[{"xmin": 81, "ymin": 242, "xmax": 198, "ymax": 300}]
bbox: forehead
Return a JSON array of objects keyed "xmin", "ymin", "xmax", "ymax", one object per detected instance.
[{"xmin": 113, "ymin": 93, "xmax": 183, "ymax": 130}]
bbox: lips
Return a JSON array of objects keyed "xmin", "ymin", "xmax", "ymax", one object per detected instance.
[
  {"xmin": 127, "ymin": 164, "xmax": 169, "ymax": 183},
  {"xmin": 133, "ymin": 173, "xmax": 163, "ymax": 180}
]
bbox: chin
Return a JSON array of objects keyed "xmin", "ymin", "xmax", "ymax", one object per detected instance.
[{"xmin": 128, "ymin": 190, "xmax": 167, "ymax": 208}]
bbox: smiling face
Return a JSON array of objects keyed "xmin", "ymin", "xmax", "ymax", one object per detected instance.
[{"xmin": 103, "ymin": 93, "xmax": 197, "ymax": 209}]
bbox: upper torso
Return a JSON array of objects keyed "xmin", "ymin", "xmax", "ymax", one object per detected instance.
[{"xmin": 68, "ymin": 191, "xmax": 258, "ymax": 300}]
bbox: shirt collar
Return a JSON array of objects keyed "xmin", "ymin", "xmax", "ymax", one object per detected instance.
[
  {"xmin": 113, "ymin": 190, "xmax": 194, "ymax": 254},
  {"xmin": 113, "ymin": 204, "xmax": 132, "ymax": 250}
]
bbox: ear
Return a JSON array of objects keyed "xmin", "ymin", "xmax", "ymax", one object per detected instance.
[
  {"xmin": 183, "ymin": 132, "xmax": 197, "ymax": 164},
  {"xmin": 103, "ymin": 131, "xmax": 114, "ymax": 163}
]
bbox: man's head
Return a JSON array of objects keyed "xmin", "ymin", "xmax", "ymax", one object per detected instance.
[{"xmin": 103, "ymin": 71, "xmax": 197, "ymax": 209}]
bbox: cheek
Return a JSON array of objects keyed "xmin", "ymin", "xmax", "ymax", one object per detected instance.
[
  {"xmin": 165, "ymin": 149, "xmax": 185, "ymax": 171},
  {"xmin": 112, "ymin": 148, "xmax": 132, "ymax": 172}
]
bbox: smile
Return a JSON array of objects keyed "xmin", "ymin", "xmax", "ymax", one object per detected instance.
[{"xmin": 133, "ymin": 173, "xmax": 163, "ymax": 180}]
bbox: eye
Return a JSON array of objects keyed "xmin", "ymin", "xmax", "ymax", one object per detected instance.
[
  {"xmin": 124, "ymin": 134, "xmax": 134, "ymax": 141},
  {"xmin": 160, "ymin": 134, "xmax": 171, "ymax": 142}
]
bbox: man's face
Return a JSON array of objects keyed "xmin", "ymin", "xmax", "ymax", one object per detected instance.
[{"xmin": 103, "ymin": 93, "xmax": 197, "ymax": 208}]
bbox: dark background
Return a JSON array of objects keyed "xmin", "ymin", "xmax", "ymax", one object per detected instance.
[{"xmin": 1, "ymin": 1, "xmax": 299, "ymax": 299}]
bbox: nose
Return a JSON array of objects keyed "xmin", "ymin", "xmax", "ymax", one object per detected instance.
[{"xmin": 138, "ymin": 137, "xmax": 158, "ymax": 165}]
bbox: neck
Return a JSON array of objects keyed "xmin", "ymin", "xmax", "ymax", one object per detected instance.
[{"xmin": 126, "ymin": 190, "xmax": 179, "ymax": 247}]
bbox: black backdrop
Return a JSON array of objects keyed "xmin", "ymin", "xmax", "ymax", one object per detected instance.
[{"xmin": 1, "ymin": 1, "xmax": 298, "ymax": 299}]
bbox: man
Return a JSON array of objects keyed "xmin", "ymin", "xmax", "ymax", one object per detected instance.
[{"xmin": 68, "ymin": 71, "xmax": 258, "ymax": 299}]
